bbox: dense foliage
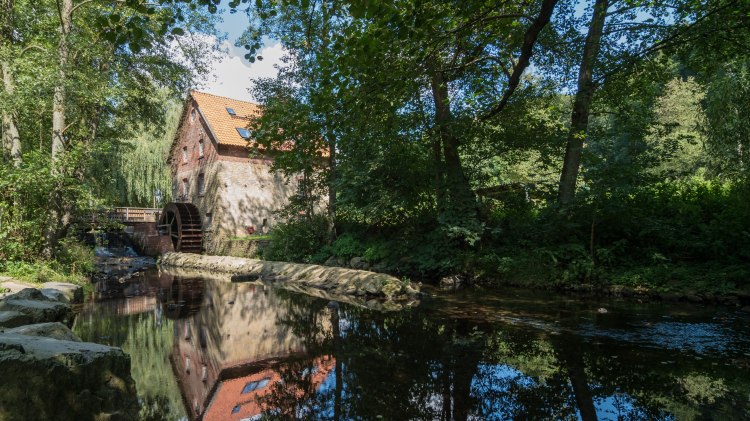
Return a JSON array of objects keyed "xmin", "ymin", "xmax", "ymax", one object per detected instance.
[
  {"xmin": 1, "ymin": 0, "xmax": 748, "ymax": 295},
  {"xmin": 247, "ymin": 0, "xmax": 750, "ymax": 294},
  {"xmin": 0, "ymin": 0, "xmax": 221, "ymax": 278}
]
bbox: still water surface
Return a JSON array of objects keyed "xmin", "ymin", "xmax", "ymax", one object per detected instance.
[{"xmin": 73, "ymin": 267, "xmax": 750, "ymax": 420}]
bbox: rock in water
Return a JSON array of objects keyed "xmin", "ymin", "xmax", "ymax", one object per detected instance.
[
  {"xmin": 0, "ymin": 333, "xmax": 138, "ymax": 421},
  {"xmin": 439, "ymin": 275, "xmax": 466, "ymax": 291}
]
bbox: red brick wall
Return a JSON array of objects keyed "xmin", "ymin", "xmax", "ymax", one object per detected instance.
[{"xmin": 171, "ymin": 99, "xmax": 221, "ymax": 194}]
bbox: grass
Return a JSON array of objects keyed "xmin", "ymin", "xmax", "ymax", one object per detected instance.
[
  {"xmin": 228, "ymin": 234, "xmax": 273, "ymax": 241},
  {"xmin": 0, "ymin": 260, "xmax": 90, "ymax": 287}
]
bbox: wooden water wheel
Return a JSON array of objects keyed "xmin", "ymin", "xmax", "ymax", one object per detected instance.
[{"xmin": 158, "ymin": 202, "xmax": 203, "ymax": 253}]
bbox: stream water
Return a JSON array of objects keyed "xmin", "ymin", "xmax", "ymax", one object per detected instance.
[{"xmin": 73, "ymin": 267, "xmax": 750, "ymax": 420}]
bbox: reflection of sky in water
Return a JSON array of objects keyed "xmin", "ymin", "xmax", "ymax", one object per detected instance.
[
  {"xmin": 298, "ymin": 362, "xmax": 697, "ymax": 420},
  {"xmin": 470, "ymin": 363, "xmax": 542, "ymax": 420},
  {"xmin": 471, "ymin": 365, "xmax": 679, "ymax": 421},
  {"xmin": 579, "ymin": 321, "xmax": 750, "ymax": 355},
  {"xmin": 594, "ymin": 393, "xmax": 675, "ymax": 421},
  {"xmin": 314, "ymin": 367, "xmax": 342, "ymax": 419}
]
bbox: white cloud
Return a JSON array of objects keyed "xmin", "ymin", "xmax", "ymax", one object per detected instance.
[{"xmin": 201, "ymin": 41, "xmax": 285, "ymax": 103}]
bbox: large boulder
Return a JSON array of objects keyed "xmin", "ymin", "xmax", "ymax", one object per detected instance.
[
  {"xmin": 160, "ymin": 252, "xmax": 422, "ymax": 301},
  {"xmin": 41, "ymin": 282, "xmax": 84, "ymax": 304},
  {"xmin": 3, "ymin": 322, "xmax": 81, "ymax": 342},
  {"xmin": 0, "ymin": 311, "xmax": 31, "ymax": 328},
  {"xmin": 0, "ymin": 288, "xmax": 73, "ymax": 327},
  {"xmin": 0, "ymin": 333, "xmax": 138, "ymax": 421}
]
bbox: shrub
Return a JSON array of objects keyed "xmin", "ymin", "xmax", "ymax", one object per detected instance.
[
  {"xmin": 56, "ymin": 238, "xmax": 95, "ymax": 275},
  {"xmin": 328, "ymin": 234, "xmax": 365, "ymax": 260},
  {"xmin": 262, "ymin": 215, "xmax": 330, "ymax": 263}
]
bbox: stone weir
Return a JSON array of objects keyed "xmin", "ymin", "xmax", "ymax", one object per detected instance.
[{"xmin": 158, "ymin": 252, "xmax": 421, "ymax": 310}]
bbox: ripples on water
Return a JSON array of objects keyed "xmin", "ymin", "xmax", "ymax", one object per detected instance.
[{"xmin": 73, "ymin": 268, "xmax": 750, "ymax": 420}]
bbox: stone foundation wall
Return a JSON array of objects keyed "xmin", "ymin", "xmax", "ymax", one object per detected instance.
[{"xmin": 205, "ymin": 237, "xmax": 269, "ymax": 258}]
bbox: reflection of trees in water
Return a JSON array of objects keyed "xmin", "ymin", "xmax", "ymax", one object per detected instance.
[
  {"xmin": 271, "ymin": 289, "xmax": 334, "ymax": 355},
  {"xmin": 572, "ymin": 335, "xmax": 749, "ymax": 420},
  {"xmin": 78, "ymin": 272, "xmax": 750, "ymax": 419},
  {"xmin": 74, "ymin": 304, "xmax": 186, "ymax": 420},
  {"xmin": 253, "ymin": 293, "xmax": 749, "ymax": 420},
  {"xmin": 260, "ymin": 295, "xmax": 489, "ymax": 420}
]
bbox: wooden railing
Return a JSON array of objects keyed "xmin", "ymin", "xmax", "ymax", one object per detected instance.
[{"xmin": 107, "ymin": 207, "xmax": 161, "ymax": 223}]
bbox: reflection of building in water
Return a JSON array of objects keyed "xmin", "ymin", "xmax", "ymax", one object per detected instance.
[
  {"xmin": 86, "ymin": 269, "xmax": 177, "ymax": 317},
  {"xmin": 170, "ymin": 278, "xmax": 333, "ymax": 420},
  {"xmin": 201, "ymin": 356, "xmax": 335, "ymax": 420}
]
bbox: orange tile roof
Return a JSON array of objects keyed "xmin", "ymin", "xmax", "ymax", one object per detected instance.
[
  {"xmin": 191, "ymin": 90, "xmax": 262, "ymax": 147},
  {"xmin": 187, "ymin": 90, "xmax": 325, "ymax": 156}
]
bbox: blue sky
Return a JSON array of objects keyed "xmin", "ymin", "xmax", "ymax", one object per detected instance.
[{"xmin": 200, "ymin": 2, "xmax": 285, "ymax": 102}]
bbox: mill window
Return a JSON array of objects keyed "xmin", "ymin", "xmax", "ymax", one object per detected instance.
[
  {"xmin": 198, "ymin": 173, "xmax": 205, "ymax": 195},
  {"xmin": 236, "ymin": 127, "xmax": 251, "ymax": 139}
]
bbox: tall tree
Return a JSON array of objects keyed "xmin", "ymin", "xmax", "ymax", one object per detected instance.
[
  {"xmin": 557, "ymin": 0, "xmax": 608, "ymax": 205},
  {"xmin": 0, "ymin": 0, "xmax": 20, "ymax": 165},
  {"xmin": 246, "ymin": 0, "xmax": 560, "ymax": 244},
  {"xmin": 556, "ymin": 0, "xmax": 750, "ymax": 204}
]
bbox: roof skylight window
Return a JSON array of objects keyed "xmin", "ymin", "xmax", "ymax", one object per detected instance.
[
  {"xmin": 236, "ymin": 127, "xmax": 252, "ymax": 139},
  {"xmin": 226, "ymin": 107, "xmax": 236, "ymax": 116}
]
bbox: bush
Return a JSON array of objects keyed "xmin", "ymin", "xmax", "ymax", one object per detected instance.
[
  {"xmin": 328, "ymin": 234, "xmax": 365, "ymax": 260},
  {"xmin": 56, "ymin": 238, "xmax": 95, "ymax": 275},
  {"xmin": 262, "ymin": 215, "xmax": 330, "ymax": 263}
]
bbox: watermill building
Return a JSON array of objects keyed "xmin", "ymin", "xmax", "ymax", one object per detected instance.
[{"xmin": 165, "ymin": 91, "xmax": 301, "ymax": 253}]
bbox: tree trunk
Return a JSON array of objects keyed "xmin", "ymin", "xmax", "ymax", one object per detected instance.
[
  {"xmin": 432, "ymin": 133, "xmax": 445, "ymax": 213},
  {"xmin": 320, "ymin": 0, "xmax": 337, "ymax": 242},
  {"xmin": 0, "ymin": 0, "xmax": 21, "ymax": 165},
  {"xmin": 430, "ymin": 71, "xmax": 477, "ymax": 221},
  {"xmin": 51, "ymin": 0, "xmax": 71, "ymax": 166},
  {"xmin": 1, "ymin": 63, "xmax": 20, "ymax": 166},
  {"xmin": 44, "ymin": 0, "xmax": 73, "ymax": 258},
  {"xmin": 328, "ymin": 136, "xmax": 337, "ymax": 240},
  {"xmin": 557, "ymin": 0, "xmax": 609, "ymax": 205},
  {"xmin": 483, "ymin": 0, "xmax": 560, "ymax": 119}
]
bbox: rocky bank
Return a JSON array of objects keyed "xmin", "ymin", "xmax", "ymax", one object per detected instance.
[{"xmin": 0, "ymin": 281, "xmax": 139, "ymax": 421}]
